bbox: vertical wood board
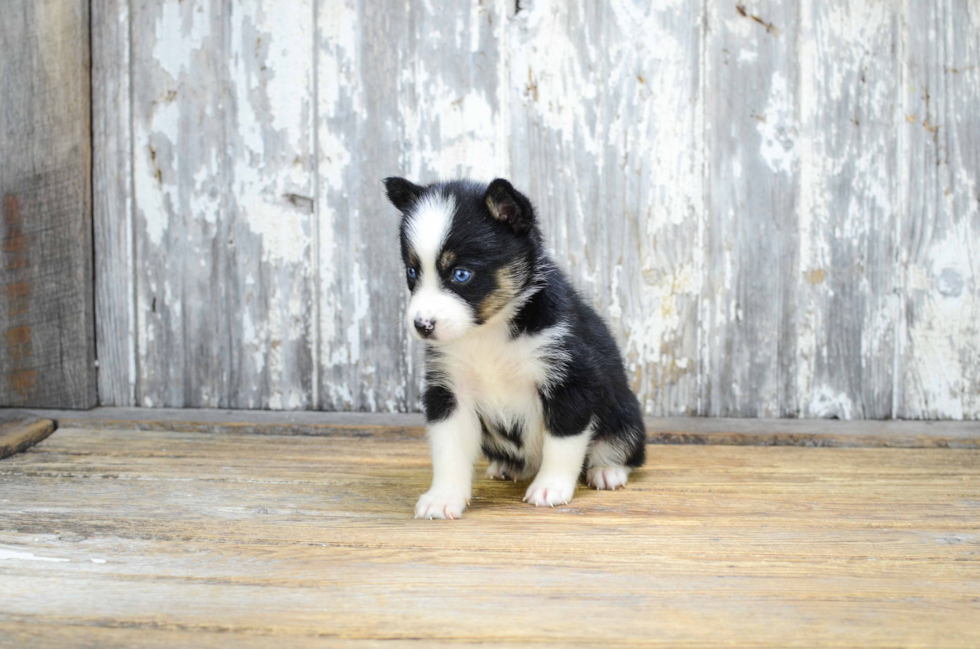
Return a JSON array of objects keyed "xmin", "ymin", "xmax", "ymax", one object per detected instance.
[
  {"xmin": 508, "ymin": 0, "xmax": 704, "ymax": 415},
  {"xmin": 315, "ymin": 0, "xmax": 509, "ymax": 411},
  {"xmin": 129, "ymin": 0, "xmax": 315, "ymax": 408},
  {"xmin": 703, "ymin": 0, "xmax": 801, "ymax": 416},
  {"xmin": 794, "ymin": 0, "xmax": 900, "ymax": 418},
  {"xmin": 898, "ymin": 0, "xmax": 980, "ymax": 419},
  {"xmin": 93, "ymin": 0, "xmax": 137, "ymax": 407},
  {"xmin": 0, "ymin": 0, "xmax": 96, "ymax": 409}
]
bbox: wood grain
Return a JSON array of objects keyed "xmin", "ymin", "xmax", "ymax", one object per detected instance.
[
  {"xmin": 0, "ymin": 0, "xmax": 96, "ymax": 408},
  {"xmin": 315, "ymin": 0, "xmax": 509, "ymax": 411},
  {"xmin": 0, "ymin": 414, "xmax": 54, "ymax": 459},
  {"xmin": 93, "ymin": 0, "xmax": 137, "ymax": 407},
  {"xmin": 509, "ymin": 1, "xmax": 704, "ymax": 416},
  {"xmin": 128, "ymin": 0, "xmax": 316, "ymax": 409},
  {"xmin": 0, "ymin": 424, "xmax": 977, "ymax": 647},
  {"xmin": 796, "ymin": 0, "xmax": 900, "ymax": 419},
  {"xmin": 897, "ymin": 0, "xmax": 980, "ymax": 419},
  {"xmin": 703, "ymin": 0, "xmax": 800, "ymax": 417}
]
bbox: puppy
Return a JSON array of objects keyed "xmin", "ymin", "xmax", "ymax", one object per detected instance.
[{"xmin": 384, "ymin": 177, "xmax": 646, "ymax": 519}]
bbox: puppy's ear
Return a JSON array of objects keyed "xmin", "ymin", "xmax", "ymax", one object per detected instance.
[
  {"xmin": 484, "ymin": 179, "xmax": 535, "ymax": 234},
  {"xmin": 383, "ymin": 177, "xmax": 424, "ymax": 213}
]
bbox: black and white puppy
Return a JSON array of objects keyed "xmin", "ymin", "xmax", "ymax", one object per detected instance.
[{"xmin": 384, "ymin": 177, "xmax": 646, "ymax": 519}]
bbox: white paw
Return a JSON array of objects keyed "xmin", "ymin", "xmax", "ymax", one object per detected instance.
[
  {"xmin": 415, "ymin": 489, "xmax": 469, "ymax": 520},
  {"xmin": 586, "ymin": 466, "xmax": 630, "ymax": 490},
  {"xmin": 485, "ymin": 461, "xmax": 524, "ymax": 482},
  {"xmin": 485, "ymin": 461, "xmax": 507, "ymax": 480},
  {"xmin": 523, "ymin": 476, "xmax": 576, "ymax": 507}
]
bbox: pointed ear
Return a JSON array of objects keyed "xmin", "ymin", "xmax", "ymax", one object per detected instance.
[
  {"xmin": 383, "ymin": 177, "xmax": 424, "ymax": 213},
  {"xmin": 484, "ymin": 178, "xmax": 535, "ymax": 234}
]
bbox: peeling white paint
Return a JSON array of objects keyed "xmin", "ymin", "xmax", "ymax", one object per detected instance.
[
  {"xmin": 342, "ymin": 256, "xmax": 369, "ymax": 367},
  {"xmin": 262, "ymin": 2, "xmax": 312, "ymax": 134},
  {"xmin": 808, "ymin": 386, "xmax": 855, "ymax": 420},
  {"xmin": 153, "ymin": 0, "xmax": 211, "ymax": 81},
  {"xmin": 756, "ymin": 73, "xmax": 797, "ymax": 175},
  {"xmin": 110, "ymin": 0, "xmax": 978, "ymax": 418},
  {"xmin": 135, "ymin": 100, "xmax": 180, "ymax": 246},
  {"xmin": 318, "ymin": 0, "xmax": 359, "ymax": 115},
  {"xmin": 0, "ymin": 549, "xmax": 70, "ymax": 563},
  {"xmin": 509, "ymin": 2, "xmax": 603, "ymax": 158}
]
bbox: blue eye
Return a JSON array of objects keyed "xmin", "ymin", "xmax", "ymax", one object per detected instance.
[
  {"xmin": 407, "ymin": 267, "xmax": 416, "ymax": 279},
  {"xmin": 452, "ymin": 268, "xmax": 472, "ymax": 283}
]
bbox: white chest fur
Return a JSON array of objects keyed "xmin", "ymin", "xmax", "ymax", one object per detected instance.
[{"xmin": 430, "ymin": 322, "xmax": 569, "ymax": 469}]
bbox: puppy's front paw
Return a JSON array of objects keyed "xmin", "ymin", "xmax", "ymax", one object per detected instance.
[
  {"xmin": 523, "ymin": 476, "xmax": 576, "ymax": 507},
  {"xmin": 415, "ymin": 489, "xmax": 469, "ymax": 520},
  {"xmin": 586, "ymin": 466, "xmax": 630, "ymax": 490}
]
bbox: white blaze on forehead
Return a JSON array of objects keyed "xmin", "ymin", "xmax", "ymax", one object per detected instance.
[
  {"xmin": 404, "ymin": 192, "xmax": 473, "ymax": 342},
  {"xmin": 405, "ymin": 193, "xmax": 455, "ymax": 282}
]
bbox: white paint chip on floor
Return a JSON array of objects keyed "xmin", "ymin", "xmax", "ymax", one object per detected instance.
[{"xmin": 0, "ymin": 548, "xmax": 70, "ymax": 563}]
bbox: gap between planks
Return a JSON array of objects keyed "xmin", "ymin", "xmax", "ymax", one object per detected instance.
[{"xmin": 6, "ymin": 408, "xmax": 980, "ymax": 449}]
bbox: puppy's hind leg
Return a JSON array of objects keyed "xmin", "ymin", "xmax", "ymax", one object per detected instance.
[
  {"xmin": 485, "ymin": 460, "xmax": 509, "ymax": 481},
  {"xmin": 485, "ymin": 458, "xmax": 530, "ymax": 482},
  {"xmin": 585, "ymin": 436, "xmax": 643, "ymax": 490},
  {"xmin": 585, "ymin": 465, "xmax": 631, "ymax": 490}
]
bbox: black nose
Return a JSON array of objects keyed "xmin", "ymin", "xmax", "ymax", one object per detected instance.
[{"xmin": 414, "ymin": 316, "xmax": 435, "ymax": 338}]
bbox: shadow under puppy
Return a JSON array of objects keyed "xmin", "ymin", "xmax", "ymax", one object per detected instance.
[{"xmin": 385, "ymin": 177, "xmax": 646, "ymax": 519}]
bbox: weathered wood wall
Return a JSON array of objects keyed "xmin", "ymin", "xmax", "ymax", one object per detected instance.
[
  {"xmin": 92, "ymin": 0, "xmax": 980, "ymax": 418},
  {"xmin": 1, "ymin": 0, "xmax": 97, "ymax": 408}
]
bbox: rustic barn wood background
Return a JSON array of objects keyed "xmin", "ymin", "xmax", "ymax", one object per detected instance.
[
  {"xmin": 75, "ymin": 0, "xmax": 977, "ymax": 418},
  {"xmin": 1, "ymin": 0, "xmax": 97, "ymax": 409}
]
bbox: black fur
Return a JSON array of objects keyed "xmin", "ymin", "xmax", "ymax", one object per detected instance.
[
  {"xmin": 528, "ymin": 265, "xmax": 646, "ymax": 468},
  {"xmin": 480, "ymin": 414, "xmax": 524, "ymax": 449},
  {"xmin": 386, "ymin": 177, "xmax": 646, "ymax": 470},
  {"xmin": 383, "ymin": 177, "xmax": 424, "ymax": 213},
  {"xmin": 395, "ymin": 179, "xmax": 537, "ymax": 326},
  {"xmin": 423, "ymin": 382, "xmax": 456, "ymax": 423},
  {"xmin": 485, "ymin": 178, "xmax": 535, "ymax": 234},
  {"xmin": 479, "ymin": 416, "xmax": 527, "ymax": 474}
]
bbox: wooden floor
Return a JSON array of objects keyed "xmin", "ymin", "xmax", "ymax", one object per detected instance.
[{"xmin": 1, "ymin": 417, "xmax": 979, "ymax": 647}]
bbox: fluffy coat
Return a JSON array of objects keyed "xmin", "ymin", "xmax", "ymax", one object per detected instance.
[{"xmin": 385, "ymin": 177, "xmax": 645, "ymax": 519}]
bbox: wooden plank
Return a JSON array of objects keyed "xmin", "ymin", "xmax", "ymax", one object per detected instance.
[
  {"xmin": 898, "ymin": 0, "xmax": 980, "ymax": 419},
  {"xmin": 315, "ymin": 0, "xmax": 408, "ymax": 412},
  {"xmin": 131, "ymin": 0, "xmax": 226, "ymax": 407},
  {"xmin": 93, "ymin": 0, "xmax": 137, "ymax": 406},
  {"xmin": 315, "ymin": 0, "xmax": 509, "ymax": 411},
  {"xmin": 0, "ymin": 427, "xmax": 977, "ymax": 646},
  {"xmin": 0, "ymin": 0, "xmax": 96, "ymax": 408},
  {"xmin": 644, "ymin": 416, "xmax": 980, "ymax": 448},
  {"xmin": 27, "ymin": 408, "xmax": 428, "ymax": 439},
  {"xmin": 0, "ymin": 626, "xmax": 478, "ymax": 649},
  {"xmin": 130, "ymin": 0, "xmax": 316, "ymax": 408},
  {"xmin": 13, "ymin": 408, "xmax": 980, "ymax": 448},
  {"xmin": 0, "ymin": 414, "xmax": 54, "ymax": 459},
  {"xmin": 702, "ymin": 1, "xmax": 800, "ymax": 417},
  {"xmin": 795, "ymin": 0, "xmax": 900, "ymax": 418},
  {"xmin": 507, "ymin": 1, "xmax": 703, "ymax": 416}
]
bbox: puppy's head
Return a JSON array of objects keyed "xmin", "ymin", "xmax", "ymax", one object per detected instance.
[{"xmin": 384, "ymin": 177, "xmax": 537, "ymax": 344}]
